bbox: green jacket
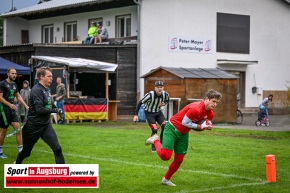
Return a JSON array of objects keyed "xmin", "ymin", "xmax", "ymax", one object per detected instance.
[
  {"xmin": 88, "ymin": 26, "xmax": 97, "ymax": 37},
  {"xmin": 56, "ymin": 83, "xmax": 66, "ymax": 101}
]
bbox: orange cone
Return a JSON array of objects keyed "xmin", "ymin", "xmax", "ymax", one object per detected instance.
[{"xmin": 265, "ymin": 154, "xmax": 276, "ymax": 182}]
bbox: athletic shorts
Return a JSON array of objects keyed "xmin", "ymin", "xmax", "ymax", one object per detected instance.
[
  {"xmin": 0, "ymin": 106, "xmax": 19, "ymax": 129},
  {"xmin": 162, "ymin": 122, "xmax": 189, "ymax": 155},
  {"xmin": 145, "ymin": 111, "xmax": 165, "ymax": 126}
]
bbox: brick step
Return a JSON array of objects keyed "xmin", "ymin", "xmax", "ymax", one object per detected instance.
[{"xmin": 239, "ymin": 108, "xmax": 258, "ymax": 117}]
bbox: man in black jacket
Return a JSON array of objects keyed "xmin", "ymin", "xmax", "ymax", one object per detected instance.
[{"xmin": 15, "ymin": 67, "xmax": 65, "ymax": 164}]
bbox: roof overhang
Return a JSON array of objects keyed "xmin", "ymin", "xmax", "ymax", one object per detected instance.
[
  {"xmin": 283, "ymin": 0, "xmax": 290, "ymax": 5},
  {"xmin": 0, "ymin": 0, "xmax": 136, "ymax": 20},
  {"xmin": 31, "ymin": 56, "xmax": 118, "ymax": 72},
  {"xmin": 217, "ymin": 59, "xmax": 258, "ymax": 65},
  {"xmin": 141, "ymin": 66, "xmax": 238, "ymax": 79}
]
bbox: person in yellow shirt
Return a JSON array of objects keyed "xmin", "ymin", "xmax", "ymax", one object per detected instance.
[{"xmin": 84, "ymin": 22, "xmax": 97, "ymax": 44}]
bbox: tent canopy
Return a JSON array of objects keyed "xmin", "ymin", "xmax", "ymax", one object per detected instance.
[
  {"xmin": 31, "ymin": 56, "xmax": 118, "ymax": 72},
  {"xmin": 0, "ymin": 57, "xmax": 31, "ymax": 75}
]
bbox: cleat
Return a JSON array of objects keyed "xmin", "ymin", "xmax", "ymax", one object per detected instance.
[
  {"xmin": 0, "ymin": 153, "xmax": 8, "ymax": 159},
  {"xmin": 162, "ymin": 177, "xmax": 176, "ymax": 186},
  {"xmin": 145, "ymin": 134, "xmax": 158, "ymax": 146}
]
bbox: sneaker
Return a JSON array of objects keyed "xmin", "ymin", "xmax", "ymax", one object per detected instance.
[
  {"xmin": 162, "ymin": 177, "xmax": 176, "ymax": 186},
  {"xmin": 151, "ymin": 145, "xmax": 156, "ymax": 152},
  {"xmin": 145, "ymin": 134, "xmax": 158, "ymax": 146},
  {"xmin": 261, "ymin": 123, "xmax": 265, "ymax": 126},
  {"xmin": 0, "ymin": 153, "xmax": 7, "ymax": 159}
]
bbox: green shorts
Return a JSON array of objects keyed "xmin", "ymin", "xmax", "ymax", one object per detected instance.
[{"xmin": 162, "ymin": 122, "xmax": 189, "ymax": 155}]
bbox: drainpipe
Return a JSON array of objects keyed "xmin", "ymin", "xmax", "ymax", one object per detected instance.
[
  {"xmin": 134, "ymin": 0, "xmax": 141, "ymax": 100},
  {"xmin": 134, "ymin": 0, "xmax": 140, "ymax": 42}
]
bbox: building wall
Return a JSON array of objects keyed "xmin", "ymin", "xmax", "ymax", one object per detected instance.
[
  {"xmin": 4, "ymin": 17, "xmax": 29, "ymax": 45},
  {"xmin": 139, "ymin": 0, "xmax": 290, "ymax": 110},
  {"xmin": 5, "ymin": 6, "xmax": 138, "ymax": 44}
]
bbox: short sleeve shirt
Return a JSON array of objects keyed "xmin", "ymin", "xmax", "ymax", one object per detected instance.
[{"xmin": 0, "ymin": 80, "xmax": 19, "ymax": 107}]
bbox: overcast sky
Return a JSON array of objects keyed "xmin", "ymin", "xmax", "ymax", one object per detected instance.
[{"xmin": 0, "ymin": 0, "xmax": 39, "ymax": 14}]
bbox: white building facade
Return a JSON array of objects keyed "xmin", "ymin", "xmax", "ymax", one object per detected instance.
[
  {"xmin": 138, "ymin": 0, "xmax": 290, "ymax": 108},
  {"xmin": 1, "ymin": 0, "xmax": 290, "ymax": 110}
]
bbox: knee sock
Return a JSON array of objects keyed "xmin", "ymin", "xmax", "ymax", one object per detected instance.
[
  {"xmin": 160, "ymin": 122, "xmax": 166, "ymax": 143},
  {"xmin": 150, "ymin": 124, "xmax": 158, "ymax": 136},
  {"xmin": 18, "ymin": 145, "xmax": 23, "ymax": 152},
  {"xmin": 150, "ymin": 124, "xmax": 158, "ymax": 148},
  {"xmin": 164, "ymin": 154, "xmax": 185, "ymax": 180},
  {"xmin": 154, "ymin": 140, "xmax": 172, "ymax": 161}
]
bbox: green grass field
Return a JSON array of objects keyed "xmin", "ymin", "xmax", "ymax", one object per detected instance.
[{"xmin": 1, "ymin": 121, "xmax": 290, "ymax": 193}]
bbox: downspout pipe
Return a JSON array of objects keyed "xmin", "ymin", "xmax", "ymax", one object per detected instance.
[
  {"xmin": 133, "ymin": 0, "xmax": 141, "ymax": 41},
  {"xmin": 134, "ymin": 0, "xmax": 141, "ymax": 100}
]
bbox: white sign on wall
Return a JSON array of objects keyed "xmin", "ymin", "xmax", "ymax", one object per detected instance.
[{"xmin": 168, "ymin": 36, "xmax": 213, "ymax": 54}]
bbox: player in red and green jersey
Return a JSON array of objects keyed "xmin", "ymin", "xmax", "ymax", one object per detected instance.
[{"xmin": 145, "ymin": 89, "xmax": 222, "ymax": 186}]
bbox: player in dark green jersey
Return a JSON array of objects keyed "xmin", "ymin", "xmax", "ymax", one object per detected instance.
[{"xmin": 0, "ymin": 68, "xmax": 29, "ymax": 159}]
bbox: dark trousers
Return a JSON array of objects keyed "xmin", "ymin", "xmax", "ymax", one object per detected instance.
[
  {"xmin": 16, "ymin": 120, "xmax": 65, "ymax": 164},
  {"xmin": 145, "ymin": 111, "xmax": 166, "ymax": 143}
]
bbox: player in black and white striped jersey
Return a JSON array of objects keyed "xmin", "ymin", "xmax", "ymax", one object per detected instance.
[{"xmin": 133, "ymin": 81, "xmax": 170, "ymax": 152}]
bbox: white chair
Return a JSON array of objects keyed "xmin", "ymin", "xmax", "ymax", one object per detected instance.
[
  {"xmin": 51, "ymin": 101, "xmax": 58, "ymax": 124},
  {"xmin": 51, "ymin": 113, "xmax": 58, "ymax": 124}
]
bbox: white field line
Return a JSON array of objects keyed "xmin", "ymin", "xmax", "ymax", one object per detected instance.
[
  {"xmin": 32, "ymin": 149, "xmax": 263, "ymax": 182},
  {"xmin": 173, "ymin": 182, "xmax": 266, "ymax": 193}
]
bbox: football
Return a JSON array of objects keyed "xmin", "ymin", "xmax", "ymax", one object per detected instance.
[
  {"xmin": 195, "ymin": 118, "xmax": 206, "ymax": 125},
  {"xmin": 195, "ymin": 119, "xmax": 213, "ymax": 130}
]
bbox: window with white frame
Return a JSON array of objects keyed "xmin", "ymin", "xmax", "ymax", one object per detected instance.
[
  {"xmin": 116, "ymin": 15, "xmax": 131, "ymax": 37},
  {"xmin": 42, "ymin": 25, "xmax": 54, "ymax": 43},
  {"xmin": 64, "ymin": 21, "xmax": 77, "ymax": 41}
]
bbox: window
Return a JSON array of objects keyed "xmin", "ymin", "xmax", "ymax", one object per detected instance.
[
  {"xmin": 64, "ymin": 22, "xmax": 77, "ymax": 41},
  {"xmin": 116, "ymin": 15, "xmax": 131, "ymax": 37},
  {"xmin": 21, "ymin": 30, "xmax": 29, "ymax": 44},
  {"xmin": 88, "ymin": 18, "xmax": 102, "ymax": 28},
  {"xmin": 217, "ymin": 13, "xmax": 250, "ymax": 54},
  {"xmin": 42, "ymin": 25, "xmax": 54, "ymax": 43}
]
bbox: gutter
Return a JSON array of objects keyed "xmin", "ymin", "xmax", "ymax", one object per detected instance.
[{"xmin": 133, "ymin": 0, "xmax": 141, "ymax": 98}]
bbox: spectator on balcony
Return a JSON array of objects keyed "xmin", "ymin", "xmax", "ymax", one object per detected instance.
[
  {"xmin": 84, "ymin": 22, "xmax": 97, "ymax": 44},
  {"xmin": 94, "ymin": 22, "xmax": 109, "ymax": 44}
]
